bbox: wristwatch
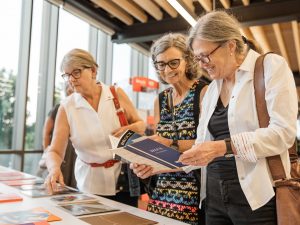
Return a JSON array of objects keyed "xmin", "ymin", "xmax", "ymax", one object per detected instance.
[
  {"xmin": 224, "ymin": 138, "xmax": 234, "ymax": 158},
  {"xmin": 170, "ymin": 139, "xmax": 179, "ymax": 150}
]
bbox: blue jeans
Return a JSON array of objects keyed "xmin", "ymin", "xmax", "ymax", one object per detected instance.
[{"xmin": 206, "ymin": 173, "xmax": 277, "ymax": 225}]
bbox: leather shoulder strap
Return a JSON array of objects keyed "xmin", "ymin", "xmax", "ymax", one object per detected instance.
[
  {"xmin": 110, "ymin": 86, "xmax": 128, "ymax": 126},
  {"xmin": 253, "ymin": 53, "xmax": 287, "ymax": 180}
]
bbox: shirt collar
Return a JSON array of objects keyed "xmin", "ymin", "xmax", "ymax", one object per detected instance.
[
  {"xmin": 238, "ymin": 49, "xmax": 260, "ymax": 73},
  {"xmin": 215, "ymin": 49, "xmax": 260, "ymax": 90},
  {"xmin": 73, "ymin": 82, "xmax": 113, "ymax": 109}
]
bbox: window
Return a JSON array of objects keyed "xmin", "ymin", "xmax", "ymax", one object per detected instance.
[
  {"xmin": 112, "ymin": 44, "xmax": 132, "ymax": 98},
  {"xmin": 148, "ymin": 58, "xmax": 159, "ymax": 82},
  {"xmin": 26, "ymin": 0, "xmax": 43, "ymax": 150},
  {"xmin": 0, "ymin": 0, "xmax": 22, "ymax": 150},
  {"xmin": 55, "ymin": 8, "xmax": 89, "ymax": 104}
]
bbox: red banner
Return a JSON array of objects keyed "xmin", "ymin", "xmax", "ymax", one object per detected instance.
[{"xmin": 130, "ymin": 77, "xmax": 159, "ymax": 92}]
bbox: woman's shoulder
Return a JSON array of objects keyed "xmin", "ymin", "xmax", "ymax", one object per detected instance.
[
  {"xmin": 159, "ymin": 87, "xmax": 172, "ymax": 96},
  {"xmin": 264, "ymin": 52, "xmax": 287, "ymax": 67},
  {"xmin": 60, "ymin": 93, "xmax": 78, "ymax": 107}
]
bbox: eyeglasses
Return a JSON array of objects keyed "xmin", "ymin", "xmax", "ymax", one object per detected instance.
[
  {"xmin": 193, "ymin": 44, "xmax": 223, "ymax": 64},
  {"xmin": 154, "ymin": 58, "xmax": 182, "ymax": 71},
  {"xmin": 61, "ymin": 67, "xmax": 90, "ymax": 81}
]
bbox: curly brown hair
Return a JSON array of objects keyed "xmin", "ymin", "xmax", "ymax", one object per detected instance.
[{"xmin": 151, "ymin": 33, "xmax": 201, "ymax": 84}]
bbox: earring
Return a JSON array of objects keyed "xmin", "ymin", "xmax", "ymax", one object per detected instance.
[{"xmin": 230, "ymin": 53, "xmax": 233, "ymax": 56}]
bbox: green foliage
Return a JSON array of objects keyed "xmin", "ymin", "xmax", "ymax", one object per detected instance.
[{"xmin": 0, "ymin": 68, "xmax": 16, "ymax": 149}]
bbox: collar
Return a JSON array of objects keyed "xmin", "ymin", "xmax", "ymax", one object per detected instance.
[
  {"xmin": 238, "ymin": 49, "xmax": 260, "ymax": 73},
  {"xmin": 73, "ymin": 82, "xmax": 113, "ymax": 109},
  {"xmin": 214, "ymin": 49, "xmax": 261, "ymax": 92}
]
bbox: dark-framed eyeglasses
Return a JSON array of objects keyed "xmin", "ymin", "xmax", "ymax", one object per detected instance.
[
  {"xmin": 154, "ymin": 58, "xmax": 182, "ymax": 71},
  {"xmin": 61, "ymin": 67, "xmax": 90, "ymax": 81},
  {"xmin": 193, "ymin": 44, "xmax": 223, "ymax": 64}
]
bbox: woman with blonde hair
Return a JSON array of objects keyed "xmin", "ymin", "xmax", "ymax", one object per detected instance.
[{"xmin": 45, "ymin": 48, "xmax": 146, "ymax": 207}]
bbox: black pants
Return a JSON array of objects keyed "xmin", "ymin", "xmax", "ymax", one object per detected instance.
[
  {"xmin": 102, "ymin": 191, "xmax": 138, "ymax": 207},
  {"xmin": 206, "ymin": 174, "xmax": 277, "ymax": 225}
]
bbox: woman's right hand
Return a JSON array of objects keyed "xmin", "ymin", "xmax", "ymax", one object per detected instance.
[
  {"xmin": 130, "ymin": 163, "xmax": 153, "ymax": 179},
  {"xmin": 44, "ymin": 168, "xmax": 65, "ymax": 194}
]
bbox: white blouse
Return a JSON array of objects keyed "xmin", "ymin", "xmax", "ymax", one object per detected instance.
[
  {"xmin": 61, "ymin": 82, "xmax": 122, "ymax": 195},
  {"xmin": 185, "ymin": 50, "xmax": 297, "ymax": 210}
]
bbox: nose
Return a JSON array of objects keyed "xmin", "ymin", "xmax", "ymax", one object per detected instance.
[
  {"xmin": 164, "ymin": 64, "xmax": 174, "ymax": 73},
  {"xmin": 199, "ymin": 60, "xmax": 209, "ymax": 69},
  {"xmin": 68, "ymin": 75, "xmax": 76, "ymax": 83}
]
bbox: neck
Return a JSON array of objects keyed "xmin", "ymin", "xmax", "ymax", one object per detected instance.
[
  {"xmin": 172, "ymin": 78, "xmax": 195, "ymax": 96},
  {"xmin": 82, "ymin": 82, "xmax": 101, "ymax": 102}
]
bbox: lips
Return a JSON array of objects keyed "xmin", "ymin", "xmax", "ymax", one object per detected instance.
[{"xmin": 166, "ymin": 73, "xmax": 177, "ymax": 78}]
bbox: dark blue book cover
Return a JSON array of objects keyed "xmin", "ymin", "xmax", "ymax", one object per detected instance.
[
  {"xmin": 124, "ymin": 139, "xmax": 184, "ymax": 169},
  {"xmin": 117, "ymin": 130, "xmax": 142, "ymax": 148}
]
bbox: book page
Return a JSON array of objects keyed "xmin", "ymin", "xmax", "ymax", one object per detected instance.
[{"xmin": 111, "ymin": 148, "xmax": 174, "ymax": 173}]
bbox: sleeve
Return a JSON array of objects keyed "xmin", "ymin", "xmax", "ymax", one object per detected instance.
[{"xmin": 231, "ymin": 54, "xmax": 298, "ymax": 162}]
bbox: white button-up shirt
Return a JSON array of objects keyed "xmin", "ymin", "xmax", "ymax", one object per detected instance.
[
  {"xmin": 185, "ymin": 50, "xmax": 297, "ymax": 210},
  {"xmin": 61, "ymin": 82, "xmax": 122, "ymax": 195}
]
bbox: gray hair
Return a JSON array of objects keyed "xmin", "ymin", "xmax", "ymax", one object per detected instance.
[
  {"xmin": 188, "ymin": 11, "xmax": 244, "ymax": 55},
  {"xmin": 151, "ymin": 33, "xmax": 200, "ymax": 84},
  {"xmin": 60, "ymin": 48, "xmax": 98, "ymax": 72}
]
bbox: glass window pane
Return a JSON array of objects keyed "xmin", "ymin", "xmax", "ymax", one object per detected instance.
[
  {"xmin": 138, "ymin": 92, "xmax": 157, "ymax": 110},
  {"xmin": 24, "ymin": 153, "xmax": 42, "ymax": 176},
  {"xmin": 55, "ymin": 8, "xmax": 89, "ymax": 104},
  {"xmin": 148, "ymin": 58, "xmax": 159, "ymax": 82},
  {"xmin": 25, "ymin": 0, "xmax": 43, "ymax": 150},
  {"xmin": 0, "ymin": 0, "xmax": 21, "ymax": 149},
  {"xmin": 112, "ymin": 44, "xmax": 133, "ymax": 99},
  {"xmin": 0, "ymin": 154, "xmax": 20, "ymax": 169}
]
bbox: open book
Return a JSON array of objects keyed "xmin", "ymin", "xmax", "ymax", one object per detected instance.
[{"xmin": 110, "ymin": 130, "xmax": 184, "ymax": 173}]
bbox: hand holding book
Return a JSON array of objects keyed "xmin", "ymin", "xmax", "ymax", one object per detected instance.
[
  {"xmin": 130, "ymin": 163, "xmax": 183, "ymax": 179},
  {"xmin": 110, "ymin": 130, "xmax": 185, "ymax": 173}
]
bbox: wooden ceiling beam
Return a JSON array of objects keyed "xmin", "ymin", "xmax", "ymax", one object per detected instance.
[
  {"xmin": 181, "ymin": 0, "xmax": 195, "ymax": 14},
  {"xmin": 197, "ymin": 0, "xmax": 212, "ymax": 12},
  {"xmin": 235, "ymin": 0, "xmax": 300, "ymax": 27},
  {"xmin": 272, "ymin": 23, "xmax": 290, "ymax": 65},
  {"xmin": 112, "ymin": 17, "xmax": 189, "ymax": 43},
  {"xmin": 90, "ymin": 0, "xmax": 133, "ymax": 25},
  {"xmin": 132, "ymin": 0, "xmax": 163, "ymax": 20},
  {"xmin": 249, "ymin": 26, "xmax": 271, "ymax": 53},
  {"xmin": 111, "ymin": 0, "xmax": 147, "ymax": 23},
  {"xmin": 154, "ymin": 0, "xmax": 178, "ymax": 18},
  {"xmin": 219, "ymin": 0, "xmax": 230, "ymax": 9},
  {"xmin": 110, "ymin": 0, "xmax": 300, "ymax": 44},
  {"xmin": 292, "ymin": 21, "xmax": 300, "ymax": 71},
  {"xmin": 240, "ymin": 28, "xmax": 254, "ymax": 40},
  {"xmin": 241, "ymin": 0, "xmax": 250, "ymax": 6}
]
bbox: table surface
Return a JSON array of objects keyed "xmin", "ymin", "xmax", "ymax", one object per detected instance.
[{"xmin": 0, "ymin": 166, "xmax": 188, "ymax": 225}]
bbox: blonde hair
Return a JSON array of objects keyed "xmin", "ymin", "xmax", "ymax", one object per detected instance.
[
  {"xmin": 60, "ymin": 48, "xmax": 98, "ymax": 72},
  {"xmin": 151, "ymin": 33, "xmax": 200, "ymax": 84},
  {"xmin": 188, "ymin": 11, "xmax": 245, "ymax": 55}
]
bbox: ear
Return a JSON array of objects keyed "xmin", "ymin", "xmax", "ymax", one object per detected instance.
[
  {"xmin": 91, "ymin": 66, "xmax": 97, "ymax": 79},
  {"xmin": 227, "ymin": 40, "xmax": 237, "ymax": 55}
]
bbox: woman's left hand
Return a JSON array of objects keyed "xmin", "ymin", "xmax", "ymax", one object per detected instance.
[
  {"xmin": 111, "ymin": 126, "xmax": 130, "ymax": 137},
  {"xmin": 178, "ymin": 140, "xmax": 226, "ymax": 166}
]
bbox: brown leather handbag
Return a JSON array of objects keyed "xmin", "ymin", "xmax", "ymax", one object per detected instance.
[{"xmin": 254, "ymin": 54, "xmax": 300, "ymax": 225}]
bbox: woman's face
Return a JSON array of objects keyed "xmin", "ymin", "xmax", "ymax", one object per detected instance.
[
  {"xmin": 192, "ymin": 39, "xmax": 235, "ymax": 80},
  {"xmin": 155, "ymin": 47, "xmax": 187, "ymax": 85},
  {"xmin": 63, "ymin": 65, "xmax": 95, "ymax": 94}
]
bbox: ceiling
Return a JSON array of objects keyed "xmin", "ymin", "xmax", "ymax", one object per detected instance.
[{"xmin": 50, "ymin": 0, "xmax": 300, "ymax": 81}]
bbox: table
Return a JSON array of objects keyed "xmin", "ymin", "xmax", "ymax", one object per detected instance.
[{"xmin": 0, "ymin": 166, "xmax": 188, "ymax": 225}]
